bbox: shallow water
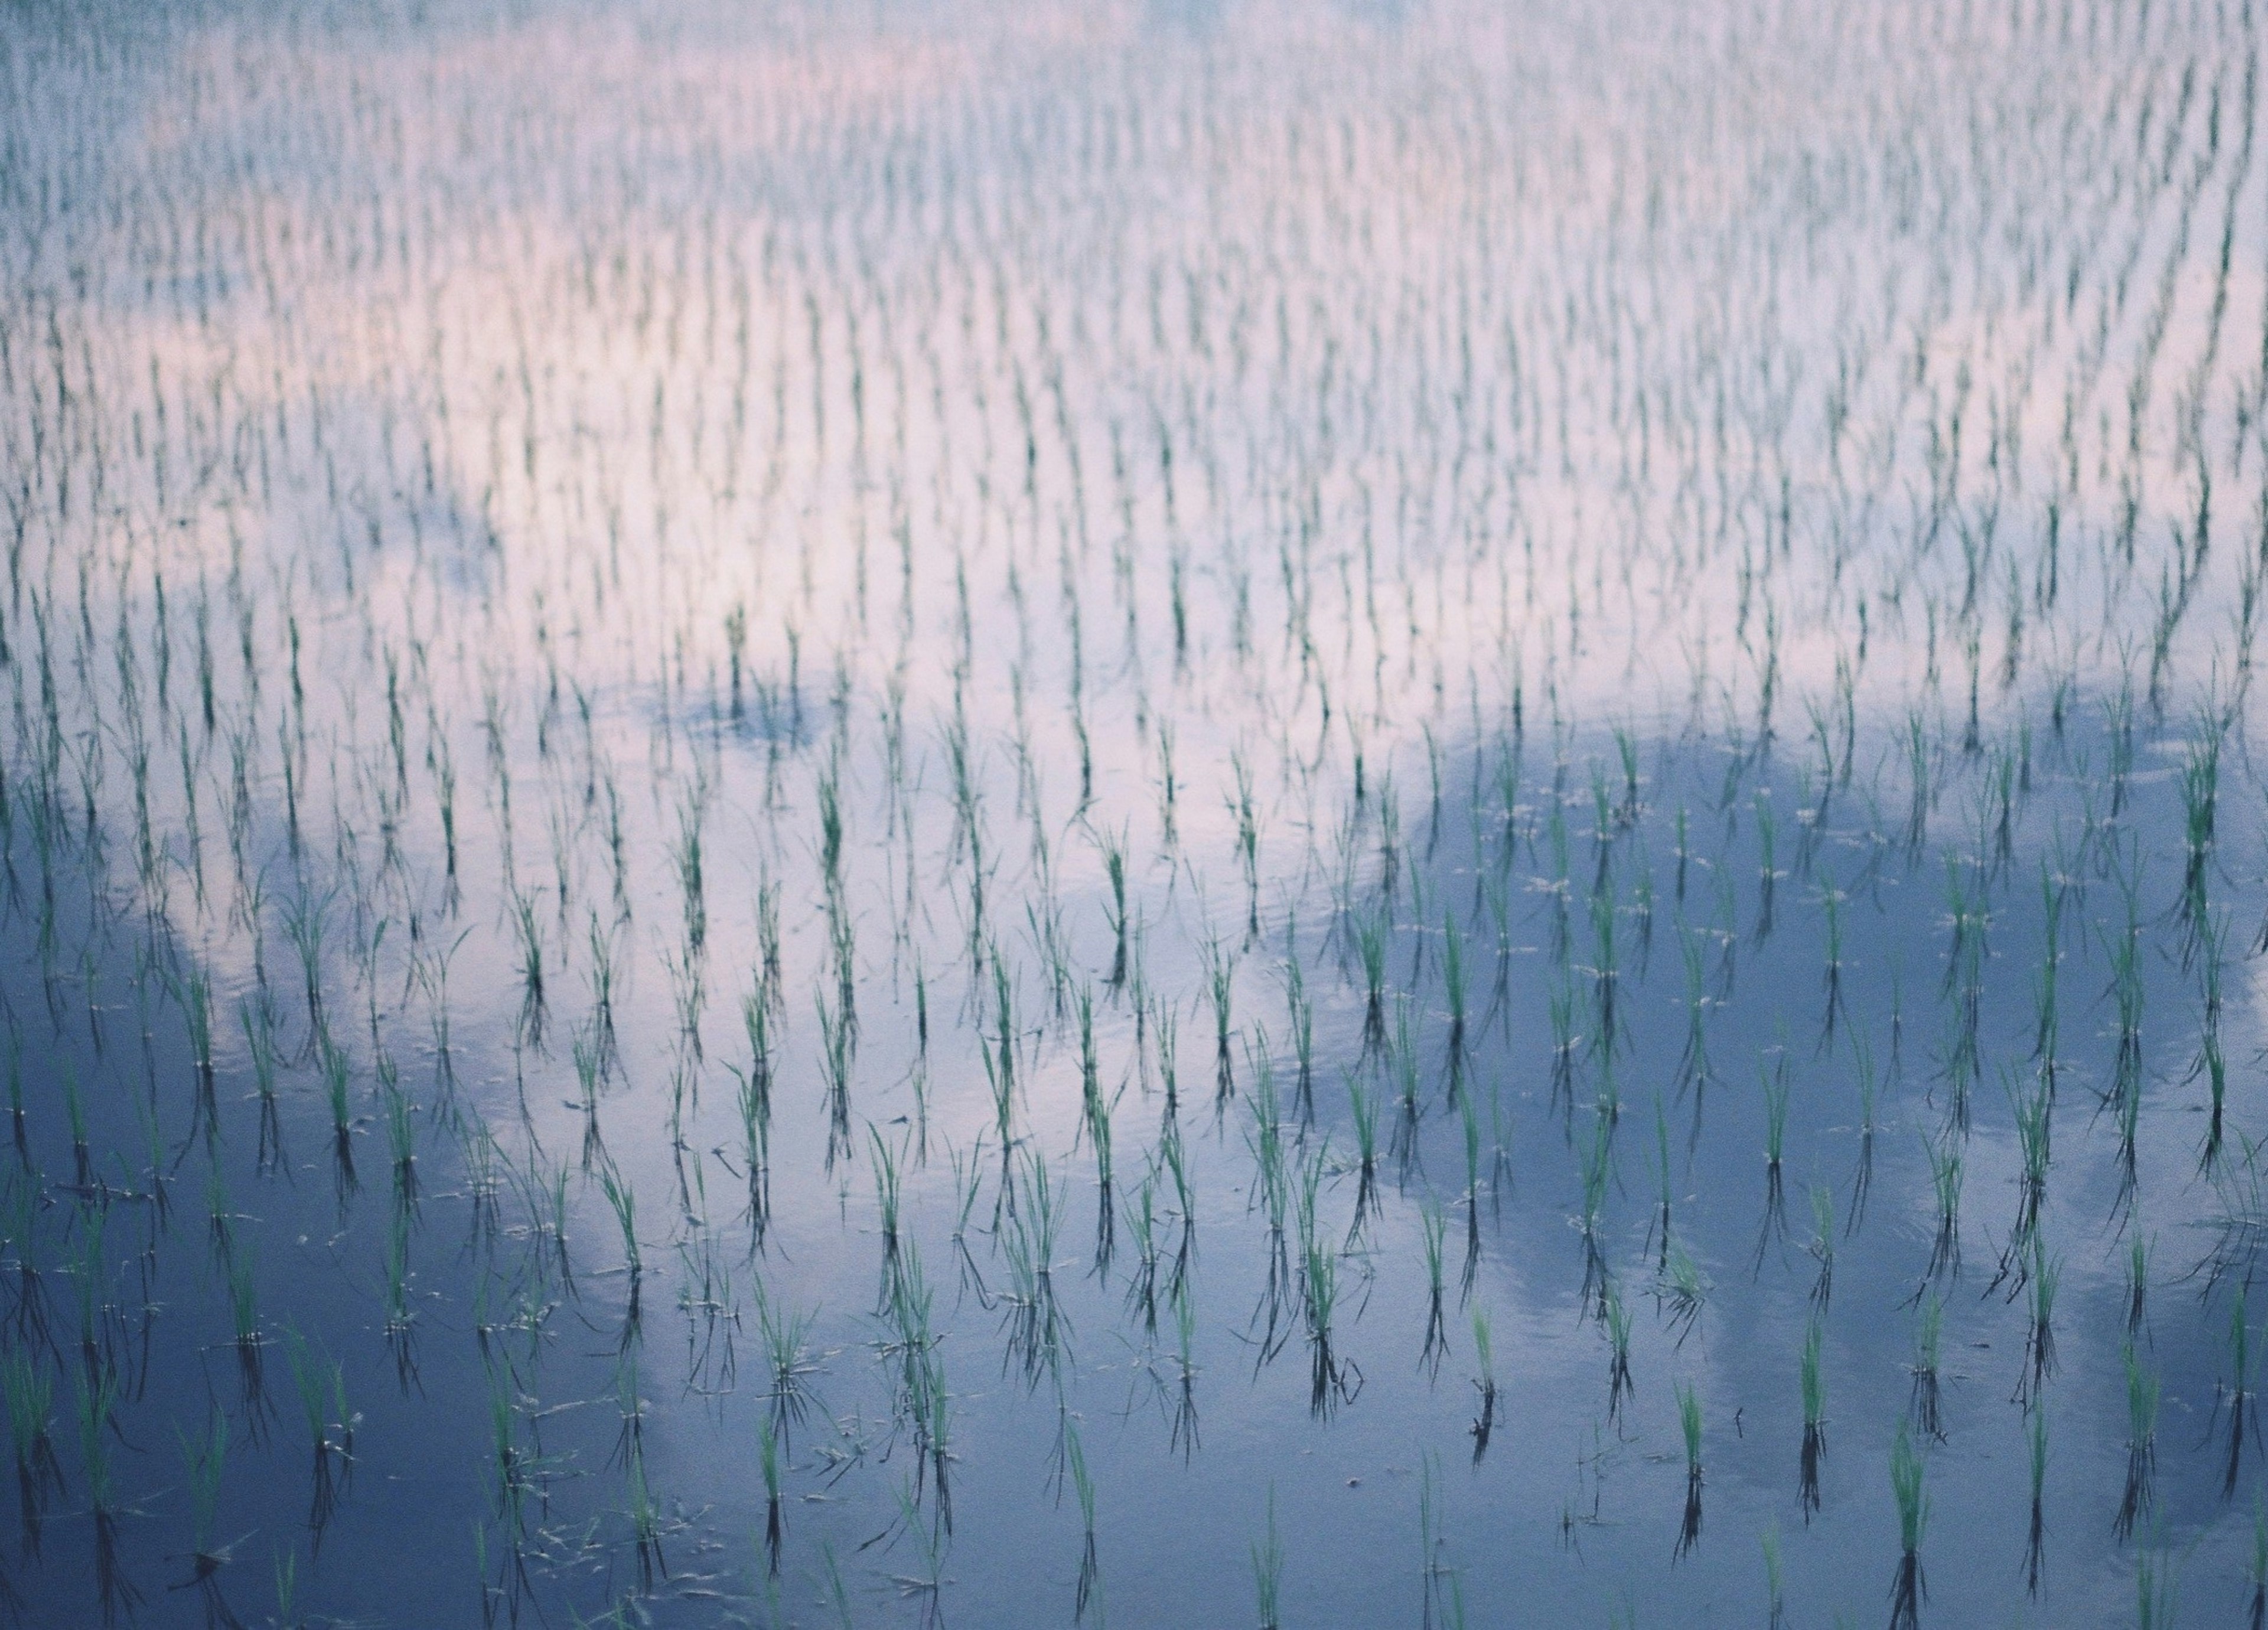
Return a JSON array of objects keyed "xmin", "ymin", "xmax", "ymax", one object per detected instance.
[{"xmin": 4, "ymin": 1, "xmax": 2267, "ymax": 1626}]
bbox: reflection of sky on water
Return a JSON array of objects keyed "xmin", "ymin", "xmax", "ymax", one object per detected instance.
[{"xmin": 4, "ymin": 0, "xmax": 2266, "ymax": 1624}]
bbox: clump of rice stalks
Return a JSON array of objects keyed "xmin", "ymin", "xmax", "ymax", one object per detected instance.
[
  {"xmin": 1345, "ymin": 1068, "xmax": 1380, "ymax": 1232},
  {"xmin": 1675, "ymin": 925, "xmax": 1713, "ymax": 1098},
  {"xmin": 2103, "ymin": 849, "xmax": 2147, "ymax": 1139},
  {"xmin": 2119, "ymin": 1231, "xmax": 2150, "ymax": 1339},
  {"xmin": 175, "ymin": 1410, "xmax": 235, "ymax": 1599},
  {"xmin": 2194, "ymin": 912, "xmax": 2232, "ymax": 1172},
  {"xmin": 379, "ymin": 1052, "xmax": 416, "ymax": 1209},
  {"xmin": 754, "ymin": 1285, "xmax": 824, "ymax": 1454},
  {"xmin": 1656, "ymin": 1237, "xmax": 1706, "ymax": 1348},
  {"xmin": 1605, "ymin": 1279, "xmax": 1635, "ymax": 1422},
  {"xmin": 1001, "ymin": 1153, "xmax": 1069, "ymax": 1388},
  {"xmin": 1993, "ymin": 1070, "xmax": 2051, "ymax": 1295},
  {"xmin": 1355, "ymin": 902, "xmax": 1390, "ymax": 1047},
  {"xmin": 1419, "ymin": 1200, "xmax": 1449, "ymax": 1377},
  {"xmin": 2032, "ymin": 862, "xmax": 2063, "ymax": 1091},
  {"xmin": 1806, "ymin": 1184, "xmax": 1834, "ymax": 1309},
  {"xmin": 1754, "ymin": 1052, "xmax": 1791, "ymax": 1256},
  {"xmin": 1673, "ymin": 1381, "xmax": 1703, "ymax": 1559},
  {"xmin": 76, "ymin": 1365, "xmax": 138, "ymax": 1621},
  {"xmin": 2223, "ymin": 1286, "xmax": 2259, "ymax": 1499},
  {"xmin": 1908, "ymin": 1292, "xmax": 1944, "ymax": 1440},
  {"xmin": 1169, "ymin": 1279, "xmax": 1200, "ymax": 1462},
  {"xmin": 1798, "ymin": 1316, "xmax": 1826, "ymax": 1520},
  {"xmin": 597, "ymin": 1164, "xmax": 641, "ymax": 1329},
  {"xmin": 1067, "ymin": 1417, "xmax": 1100, "ymax": 1622},
  {"xmin": 240, "ymin": 997, "xmax": 286, "ymax": 1175},
  {"xmin": 317, "ymin": 1030, "xmax": 356, "ymax": 1196},
  {"xmin": 2136, "ymin": 1538, "xmax": 2178, "ymax": 1630},
  {"xmin": 1888, "ymin": 1424, "xmax": 1927, "ymax": 1629},
  {"xmin": 1469, "ymin": 1307, "xmax": 1496, "ymax": 1463},
  {"xmin": 1252, "ymin": 1488, "xmax": 1283, "ymax": 1630},
  {"xmin": 869, "ymin": 1125, "xmax": 905, "ymax": 1289},
  {"xmin": 1298, "ymin": 1153, "xmax": 1355, "ymax": 1417},
  {"xmin": 1924, "ymin": 1129, "xmax": 1962, "ymax": 1282},
  {"xmin": 817, "ymin": 986, "xmax": 856, "ymax": 1169},
  {"xmin": 2178, "ymin": 708, "xmax": 2220, "ymax": 956},
  {"xmin": 1441, "ymin": 908, "xmax": 1468, "ymax": 1067},
  {"xmin": 2116, "ymin": 1339, "xmax": 2161, "ymax": 1540},
  {"xmin": 3, "ymin": 1349, "xmax": 63, "ymax": 1551},
  {"xmin": 2013, "ymin": 1232, "xmax": 2059, "ymax": 1406},
  {"xmin": 1097, "ymin": 824, "xmax": 1130, "ymax": 987},
  {"xmin": 227, "ymin": 1243, "xmax": 264, "ymax": 1405},
  {"xmin": 283, "ymin": 1326, "xmax": 353, "ymax": 1544},
  {"xmin": 758, "ymin": 1414, "xmax": 785, "ymax": 1576},
  {"xmin": 1207, "ymin": 940, "xmax": 1239, "ymax": 1104}
]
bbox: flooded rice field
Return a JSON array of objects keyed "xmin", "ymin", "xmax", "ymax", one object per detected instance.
[{"xmin": 4, "ymin": 0, "xmax": 2268, "ymax": 1623}]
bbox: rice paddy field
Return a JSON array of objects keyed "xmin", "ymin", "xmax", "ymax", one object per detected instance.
[{"xmin": 5, "ymin": 0, "xmax": 2268, "ymax": 1622}]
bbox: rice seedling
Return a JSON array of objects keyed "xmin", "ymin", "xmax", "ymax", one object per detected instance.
[
  {"xmin": 1674, "ymin": 1380, "xmax": 1704, "ymax": 1559},
  {"xmin": 1345, "ymin": 1068, "xmax": 1379, "ymax": 1230},
  {"xmin": 2173, "ymin": 709, "xmax": 2218, "ymax": 941},
  {"xmin": 1656, "ymin": 1236, "xmax": 1706, "ymax": 1349},
  {"xmin": 818, "ymin": 985, "xmax": 856, "ymax": 1169},
  {"xmin": 597, "ymin": 1163, "xmax": 642, "ymax": 1325},
  {"xmin": 75, "ymin": 1364, "xmax": 138, "ymax": 1620},
  {"xmin": 1301, "ymin": 1178, "xmax": 1354, "ymax": 1417},
  {"xmin": 2194, "ymin": 913, "xmax": 2232, "ymax": 1172},
  {"xmin": 1755, "ymin": 1051, "xmax": 1791, "ymax": 1241},
  {"xmin": 1605, "ymin": 1278, "xmax": 1635, "ymax": 1422},
  {"xmin": 2019, "ymin": 1237, "xmax": 2061, "ymax": 1403},
  {"xmin": 1801, "ymin": 1182, "xmax": 1836, "ymax": 1309},
  {"xmin": 1909, "ymin": 1292, "xmax": 1945, "ymax": 1442},
  {"xmin": 869, "ymin": 1124, "xmax": 905, "ymax": 1290},
  {"xmin": 315, "ymin": 1028, "xmax": 356, "ymax": 1195},
  {"xmin": 1355, "ymin": 903, "xmax": 1390, "ymax": 1047},
  {"xmin": 1994, "ymin": 1069, "xmax": 2053, "ymax": 1295},
  {"xmin": 1888, "ymin": 1424, "xmax": 1928, "ymax": 1630},
  {"xmin": 60, "ymin": 1052, "xmax": 89, "ymax": 1190},
  {"xmin": 1751, "ymin": 788, "xmax": 1778, "ymax": 943},
  {"xmin": 3, "ymin": 1348, "xmax": 62, "ymax": 1550},
  {"xmin": 176, "ymin": 1408, "xmax": 234, "ymax": 1592},
  {"xmin": 2104, "ymin": 851, "xmax": 2148, "ymax": 1120},
  {"xmin": 2136, "ymin": 1537, "xmax": 2178, "ymax": 1630},
  {"xmin": 1001, "ymin": 1152, "xmax": 1070, "ymax": 1390},
  {"xmin": 1392, "ymin": 996, "xmax": 1425, "ymax": 1155},
  {"xmin": 1208, "ymin": 941, "xmax": 1239, "ymax": 1104},
  {"xmin": 1066, "ymin": 1415, "xmax": 1100, "ymax": 1622},
  {"xmin": 1468, "ymin": 1306, "xmax": 1496, "ymax": 1462},
  {"xmin": 1419, "ymin": 1199, "xmax": 1449, "ymax": 1377},
  {"xmin": 757, "ymin": 1412, "xmax": 785, "ymax": 1576},
  {"xmin": 1432, "ymin": 905, "xmax": 1467, "ymax": 1064},
  {"xmin": 1674, "ymin": 924, "xmax": 1713, "ymax": 1100},
  {"xmin": 2128, "ymin": 1232, "xmax": 2153, "ymax": 1336},
  {"xmin": 2224, "ymin": 1286, "xmax": 2259, "ymax": 1499},
  {"xmin": 1252, "ymin": 1488, "xmax": 1283, "ymax": 1630},
  {"xmin": 1169, "ymin": 1274, "xmax": 1201, "ymax": 1462},
  {"xmin": 379, "ymin": 1052, "xmax": 416, "ymax": 1208},
  {"xmin": 2117, "ymin": 1339, "xmax": 2162, "ymax": 1541},
  {"xmin": 1924, "ymin": 1129, "xmax": 1963, "ymax": 1282},
  {"xmin": 1798, "ymin": 1316, "xmax": 1826, "ymax": 1520}
]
